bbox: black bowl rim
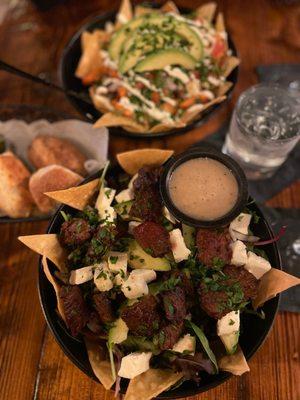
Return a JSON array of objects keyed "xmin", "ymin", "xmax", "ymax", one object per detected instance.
[
  {"xmin": 59, "ymin": 6, "xmax": 240, "ymax": 138},
  {"xmin": 160, "ymin": 147, "xmax": 248, "ymax": 228},
  {"xmin": 37, "ymin": 167, "xmax": 281, "ymax": 398}
]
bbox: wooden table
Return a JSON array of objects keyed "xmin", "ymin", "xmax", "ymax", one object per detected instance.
[{"xmin": 0, "ymin": 1, "xmax": 299, "ymax": 399}]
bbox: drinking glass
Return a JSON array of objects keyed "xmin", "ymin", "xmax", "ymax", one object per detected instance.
[{"xmin": 222, "ymin": 84, "xmax": 300, "ymax": 180}]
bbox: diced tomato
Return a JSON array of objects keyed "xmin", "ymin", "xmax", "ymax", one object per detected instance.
[
  {"xmin": 151, "ymin": 92, "xmax": 160, "ymax": 104},
  {"xmin": 211, "ymin": 36, "xmax": 226, "ymax": 60},
  {"xmin": 107, "ymin": 68, "xmax": 119, "ymax": 78},
  {"xmin": 179, "ymin": 97, "xmax": 196, "ymax": 109},
  {"xmin": 194, "ymin": 71, "xmax": 200, "ymax": 79},
  {"xmin": 162, "ymin": 102, "xmax": 176, "ymax": 115},
  {"xmin": 117, "ymin": 86, "xmax": 127, "ymax": 98},
  {"xmin": 82, "ymin": 69, "xmax": 101, "ymax": 85},
  {"xmin": 112, "ymin": 99, "xmax": 133, "ymax": 117},
  {"xmin": 136, "ymin": 82, "xmax": 144, "ymax": 90}
]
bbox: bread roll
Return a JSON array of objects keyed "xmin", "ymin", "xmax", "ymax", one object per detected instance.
[
  {"xmin": 28, "ymin": 135, "xmax": 87, "ymax": 175},
  {"xmin": 0, "ymin": 151, "xmax": 34, "ymax": 218},
  {"xmin": 29, "ymin": 165, "xmax": 83, "ymax": 213}
]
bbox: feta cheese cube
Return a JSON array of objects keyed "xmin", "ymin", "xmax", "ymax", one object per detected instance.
[
  {"xmin": 172, "ymin": 334, "xmax": 196, "ymax": 355},
  {"xmin": 217, "ymin": 310, "xmax": 240, "ymax": 336},
  {"xmin": 118, "ymin": 352, "xmax": 152, "ymax": 379},
  {"xmin": 95, "ymin": 186, "xmax": 116, "ymax": 211},
  {"xmin": 69, "ymin": 266, "xmax": 94, "ymax": 285},
  {"xmin": 230, "ymin": 240, "xmax": 248, "ymax": 266},
  {"xmin": 163, "ymin": 206, "xmax": 177, "ymax": 224},
  {"xmin": 130, "ymin": 269, "xmax": 156, "ymax": 283},
  {"xmin": 108, "ymin": 251, "xmax": 128, "ymax": 285},
  {"xmin": 100, "ymin": 205, "xmax": 117, "ymax": 223},
  {"xmin": 244, "ymin": 251, "xmax": 271, "ymax": 279},
  {"xmin": 115, "ymin": 189, "xmax": 133, "ymax": 203},
  {"xmin": 121, "ymin": 269, "xmax": 156, "ymax": 299},
  {"xmin": 128, "ymin": 221, "xmax": 141, "ymax": 234},
  {"xmin": 94, "ymin": 262, "xmax": 113, "ymax": 292},
  {"xmin": 229, "ymin": 213, "xmax": 252, "ymax": 241},
  {"xmin": 169, "ymin": 229, "xmax": 191, "ymax": 262}
]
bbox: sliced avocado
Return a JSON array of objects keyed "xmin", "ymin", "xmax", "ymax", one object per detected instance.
[
  {"xmin": 220, "ymin": 331, "xmax": 239, "ymax": 355},
  {"xmin": 134, "ymin": 49, "xmax": 196, "ymax": 72},
  {"xmin": 114, "ymin": 200, "xmax": 141, "ymax": 221},
  {"xmin": 128, "ymin": 240, "xmax": 171, "ymax": 271},
  {"xmin": 182, "ymin": 224, "xmax": 195, "ymax": 250},
  {"xmin": 108, "ymin": 318, "xmax": 129, "ymax": 345},
  {"xmin": 119, "ymin": 20, "xmax": 202, "ymax": 73}
]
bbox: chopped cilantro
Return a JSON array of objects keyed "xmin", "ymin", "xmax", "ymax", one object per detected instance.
[
  {"xmin": 109, "ymin": 256, "xmax": 118, "ymax": 264},
  {"xmin": 229, "ymin": 319, "xmax": 235, "ymax": 325}
]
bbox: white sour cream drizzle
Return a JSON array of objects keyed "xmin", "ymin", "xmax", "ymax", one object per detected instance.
[
  {"xmin": 101, "ymin": 50, "xmax": 118, "ymax": 69},
  {"xmin": 135, "ymin": 76, "xmax": 176, "ymax": 106},
  {"xmin": 164, "ymin": 66, "xmax": 190, "ymax": 84}
]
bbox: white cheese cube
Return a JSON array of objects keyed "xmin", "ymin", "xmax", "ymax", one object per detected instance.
[
  {"xmin": 244, "ymin": 251, "xmax": 271, "ymax": 279},
  {"xmin": 163, "ymin": 206, "xmax": 177, "ymax": 224},
  {"xmin": 128, "ymin": 221, "xmax": 141, "ymax": 234},
  {"xmin": 95, "ymin": 186, "xmax": 116, "ymax": 211},
  {"xmin": 108, "ymin": 251, "xmax": 128, "ymax": 285},
  {"xmin": 115, "ymin": 189, "xmax": 133, "ymax": 203},
  {"xmin": 229, "ymin": 213, "xmax": 252, "ymax": 241},
  {"xmin": 230, "ymin": 240, "xmax": 248, "ymax": 266},
  {"xmin": 118, "ymin": 352, "xmax": 152, "ymax": 379},
  {"xmin": 121, "ymin": 277, "xmax": 149, "ymax": 299},
  {"xmin": 130, "ymin": 269, "xmax": 156, "ymax": 283},
  {"xmin": 169, "ymin": 229, "xmax": 191, "ymax": 262},
  {"xmin": 69, "ymin": 266, "xmax": 94, "ymax": 285},
  {"xmin": 172, "ymin": 334, "xmax": 196, "ymax": 355},
  {"xmin": 94, "ymin": 262, "xmax": 113, "ymax": 292},
  {"xmin": 99, "ymin": 205, "xmax": 117, "ymax": 223},
  {"xmin": 217, "ymin": 310, "xmax": 240, "ymax": 336}
]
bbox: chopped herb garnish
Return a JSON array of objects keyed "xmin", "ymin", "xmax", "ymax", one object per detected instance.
[{"xmin": 109, "ymin": 256, "xmax": 118, "ymax": 264}]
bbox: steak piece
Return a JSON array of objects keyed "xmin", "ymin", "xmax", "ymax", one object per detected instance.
[
  {"xmin": 59, "ymin": 285, "xmax": 89, "ymax": 336},
  {"xmin": 60, "ymin": 218, "xmax": 92, "ymax": 247},
  {"xmin": 196, "ymin": 228, "xmax": 232, "ymax": 266},
  {"xmin": 93, "ymin": 292, "xmax": 115, "ymax": 324},
  {"xmin": 162, "ymin": 286, "xmax": 187, "ymax": 322},
  {"xmin": 198, "ymin": 265, "xmax": 259, "ymax": 319},
  {"xmin": 133, "ymin": 221, "xmax": 171, "ymax": 257},
  {"xmin": 85, "ymin": 224, "xmax": 116, "ymax": 263},
  {"xmin": 120, "ymin": 295, "xmax": 161, "ymax": 337},
  {"xmin": 159, "ymin": 321, "xmax": 184, "ymax": 350}
]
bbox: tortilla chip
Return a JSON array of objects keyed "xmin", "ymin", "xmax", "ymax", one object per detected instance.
[
  {"xmin": 45, "ymin": 179, "xmax": 99, "ymax": 211},
  {"xmin": 115, "ymin": 0, "xmax": 133, "ymax": 28},
  {"xmin": 19, "ymin": 234, "xmax": 67, "ymax": 272},
  {"xmin": 117, "ymin": 148, "xmax": 174, "ymax": 175},
  {"xmin": 85, "ymin": 339, "xmax": 115, "ymax": 390},
  {"xmin": 160, "ymin": 1, "xmax": 179, "ymax": 14},
  {"xmin": 223, "ymin": 56, "xmax": 240, "ymax": 78},
  {"xmin": 134, "ymin": 5, "xmax": 157, "ymax": 17},
  {"xmin": 90, "ymin": 87, "xmax": 113, "ymax": 113},
  {"xmin": 94, "ymin": 112, "xmax": 147, "ymax": 133},
  {"xmin": 124, "ymin": 369, "xmax": 184, "ymax": 400},
  {"xmin": 217, "ymin": 81, "xmax": 233, "ymax": 97},
  {"xmin": 180, "ymin": 96, "xmax": 226, "ymax": 125},
  {"xmin": 215, "ymin": 12, "xmax": 225, "ymax": 32},
  {"xmin": 253, "ymin": 268, "xmax": 300, "ymax": 310},
  {"xmin": 219, "ymin": 348, "xmax": 250, "ymax": 376},
  {"xmin": 148, "ymin": 120, "xmax": 185, "ymax": 133},
  {"xmin": 195, "ymin": 2, "xmax": 217, "ymax": 22},
  {"xmin": 42, "ymin": 256, "xmax": 66, "ymax": 321},
  {"xmin": 75, "ymin": 31, "xmax": 105, "ymax": 80}
]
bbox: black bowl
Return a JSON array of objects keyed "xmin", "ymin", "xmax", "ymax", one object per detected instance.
[
  {"xmin": 59, "ymin": 7, "xmax": 239, "ymax": 138},
  {"xmin": 38, "ymin": 166, "xmax": 281, "ymax": 398},
  {"xmin": 160, "ymin": 147, "xmax": 248, "ymax": 228}
]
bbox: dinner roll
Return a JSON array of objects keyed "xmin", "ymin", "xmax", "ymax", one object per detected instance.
[
  {"xmin": 29, "ymin": 165, "xmax": 83, "ymax": 213},
  {"xmin": 0, "ymin": 151, "xmax": 34, "ymax": 218},
  {"xmin": 28, "ymin": 135, "xmax": 87, "ymax": 175}
]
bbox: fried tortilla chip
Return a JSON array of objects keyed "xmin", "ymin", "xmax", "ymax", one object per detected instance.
[
  {"xmin": 160, "ymin": 1, "xmax": 180, "ymax": 14},
  {"xmin": 217, "ymin": 81, "xmax": 233, "ymax": 97},
  {"xmin": 180, "ymin": 96, "xmax": 226, "ymax": 125},
  {"xmin": 148, "ymin": 120, "xmax": 185, "ymax": 133},
  {"xmin": 94, "ymin": 112, "xmax": 148, "ymax": 133},
  {"xmin": 215, "ymin": 12, "xmax": 225, "ymax": 32},
  {"xmin": 19, "ymin": 234, "xmax": 67, "ymax": 272},
  {"xmin": 124, "ymin": 369, "xmax": 184, "ymax": 400},
  {"xmin": 90, "ymin": 87, "xmax": 113, "ymax": 113},
  {"xmin": 42, "ymin": 256, "xmax": 66, "ymax": 321},
  {"xmin": 219, "ymin": 348, "xmax": 250, "ymax": 376},
  {"xmin": 115, "ymin": 0, "xmax": 133, "ymax": 28},
  {"xmin": 223, "ymin": 56, "xmax": 240, "ymax": 78},
  {"xmin": 85, "ymin": 339, "xmax": 115, "ymax": 390},
  {"xmin": 195, "ymin": 2, "xmax": 217, "ymax": 22},
  {"xmin": 45, "ymin": 179, "xmax": 99, "ymax": 211},
  {"xmin": 134, "ymin": 5, "xmax": 157, "ymax": 17},
  {"xmin": 253, "ymin": 268, "xmax": 300, "ymax": 310},
  {"xmin": 75, "ymin": 31, "xmax": 106, "ymax": 82},
  {"xmin": 117, "ymin": 148, "xmax": 174, "ymax": 175}
]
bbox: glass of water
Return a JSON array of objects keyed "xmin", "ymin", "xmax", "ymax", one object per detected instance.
[{"xmin": 223, "ymin": 84, "xmax": 300, "ymax": 180}]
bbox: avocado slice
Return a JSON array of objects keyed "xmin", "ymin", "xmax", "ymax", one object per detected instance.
[
  {"xmin": 114, "ymin": 200, "xmax": 133, "ymax": 220},
  {"xmin": 119, "ymin": 21, "xmax": 202, "ymax": 73},
  {"xmin": 128, "ymin": 240, "xmax": 171, "ymax": 271},
  {"xmin": 134, "ymin": 49, "xmax": 196, "ymax": 72},
  {"xmin": 220, "ymin": 331, "xmax": 240, "ymax": 355},
  {"xmin": 182, "ymin": 224, "xmax": 195, "ymax": 250},
  {"xmin": 108, "ymin": 318, "xmax": 129, "ymax": 345}
]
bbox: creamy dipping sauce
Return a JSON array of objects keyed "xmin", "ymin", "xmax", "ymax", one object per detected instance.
[{"xmin": 168, "ymin": 158, "xmax": 239, "ymax": 221}]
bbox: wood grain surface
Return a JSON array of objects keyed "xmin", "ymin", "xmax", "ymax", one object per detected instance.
[{"xmin": 0, "ymin": 1, "xmax": 299, "ymax": 400}]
